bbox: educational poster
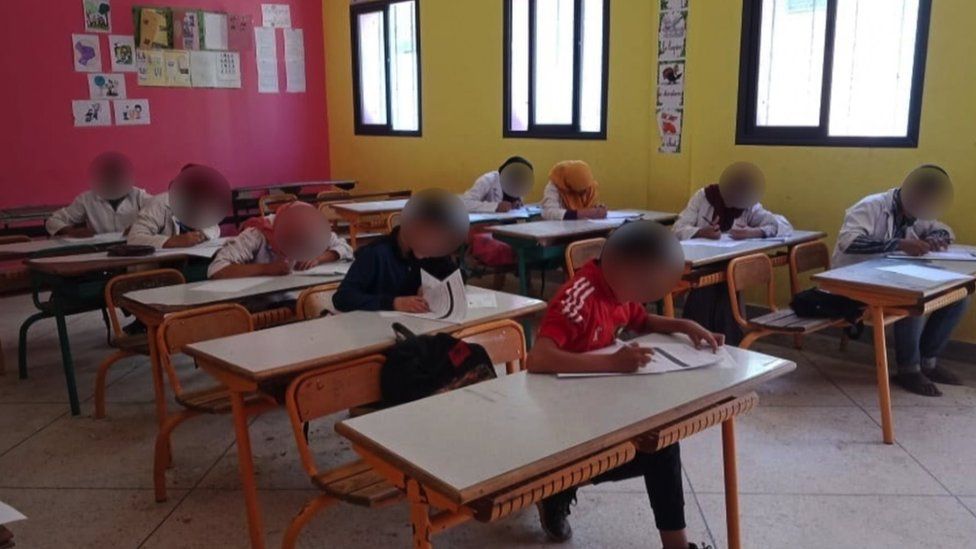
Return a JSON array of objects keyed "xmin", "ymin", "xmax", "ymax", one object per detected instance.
[
  {"xmin": 87, "ymin": 73, "xmax": 127, "ymax": 100},
  {"xmin": 83, "ymin": 0, "xmax": 112, "ymax": 33},
  {"xmin": 114, "ymin": 99, "xmax": 151, "ymax": 126},
  {"xmin": 108, "ymin": 35, "xmax": 136, "ymax": 72},
  {"xmin": 262, "ymin": 4, "xmax": 292, "ymax": 28},
  {"xmin": 202, "ymin": 12, "xmax": 229, "ymax": 50},
  {"xmin": 229, "ymin": 14, "xmax": 255, "ymax": 51},
  {"xmin": 163, "ymin": 50, "xmax": 192, "ymax": 87},
  {"xmin": 254, "ymin": 26, "xmax": 279, "ymax": 93},
  {"xmin": 135, "ymin": 49, "xmax": 165, "ymax": 86},
  {"xmin": 284, "ymin": 29, "xmax": 306, "ymax": 93},
  {"xmin": 190, "ymin": 50, "xmax": 242, "ymax": 88},
  {"xmin": 655, "ymin": 0, "xmax": 689, "ymax": 154},
  {"xmin": 135, "ymin": 7, "xmax": 173, "ymax": 49},
  {"xmin": 72, "ymin": 34, "xmax": 102, "ymax": 72},
  {"xmin": 178, "ymin": 10, "xmax": 202, "ymax": 50},
  {"xmin": 72, "ymin": 100, "xmax": 111, "ymax": 127}
]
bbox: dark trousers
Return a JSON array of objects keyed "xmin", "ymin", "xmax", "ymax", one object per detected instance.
[
  {"xmin": 682, "ymin": 285, "xmax": 744, "ymax": 346},
  {"xmin": 590, "ymin": 443, "xmax": 686, "ymax": 531}
]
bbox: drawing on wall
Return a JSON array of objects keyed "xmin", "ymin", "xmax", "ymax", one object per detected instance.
[
  {"xmin": 108, "ymin": 35, "xmax": 136, "ymax": 72},
  {"xmin": 88, "ymin": 73, "xmax": 127, "ymax": 100},
  {"xmin": 135, "ymin": 7, "xmax": 173, "ymax": 49},
  {"xmin": 114, "ymin": 99, "xmax": 151, "ymax": 126},
  {"xmin": 164, "ymin": 50, "xmax": 192, "ymax": 87},
  {"xmin": 179, "ymin": 10, "xmax": 202, "ymax": 50},
  {"xmin": 72, "ymin": 34, "xmax": 103, "ymax": 72},
  {"xmin": 83, "ymin": 0, "xmax": 112, "ymax": 33},
  {"xmin": 136, "ymin": 50, "xmax": 165, "ymax": 86},
  {"xmin": 656, "ymin": 0, "xmax": 689, "ymax": 154},
  {"xmin": 72, "ymin": 100, "xmax": 112, "ymax": 127},
  {"xmin": 261, "ymin": 4, "xmax": 292, "ymax": 28}
]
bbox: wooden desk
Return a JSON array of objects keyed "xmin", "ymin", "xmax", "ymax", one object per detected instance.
[
  {"xmin": 679, "ymin": 230, "xmax": 826, "ymax": 287},
  {"xmin": 0, "ymin": 204, "xmax": 65, "ymax": 237},
  {"xmin": 338, "ymin": 334, "xmax": 796, "ymax": 549},
  {"xmin": 814, "ymin": 256, "xmax": 976, "ymax": 444},
  {"xmin": 331, "ymin": 199, "xmax": 410, "ymax": 248},
  {"xmin": 230, "ymin": 181, "xmax": 357, "ymax": 225},
  {"xmin": 0, "ymin": 232, "xmax": 125, "ymax": 261},
  {"xmin": 488, "ymin": 210, "xmax": 680, "ymax": 296},
  {"xmin": 185, "ymin": 289, "xmax": 546, "ymax": 549},
  {"xmin": 467, "ymin": 206, "xmax": 542, "ymax": 225}
]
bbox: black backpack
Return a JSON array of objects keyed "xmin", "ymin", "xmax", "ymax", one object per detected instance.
[
  {"xmin": 380, "ymin": 322, "xmax": 497, "ymax": 406},
  {"xmin": 790, "ymin": 288, "xmax": 866, "ymax": 338}
]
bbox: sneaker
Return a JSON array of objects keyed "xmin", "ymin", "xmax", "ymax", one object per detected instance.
[
  {"xmin": 689, "ymin": 543, "xmax": 713, "ymax": 549},
  {"xmin": 536, "ymin": 489, "xmax": 577, "ymax": 542}
]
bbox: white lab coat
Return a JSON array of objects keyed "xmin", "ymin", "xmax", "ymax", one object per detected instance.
[
  {"xmin": 540, "ymin": 182, "xmax": 573, "ymax": 220},
  {"xmin": 45, "ymin": 188, "xmax": 152, "ymax": 235},
  {"xmin": 127, "ymin": 192, "xmax": 222, "ymax": 248},
  {"xmin": 672, "ymin": 188, "xmax": 794, "ymax": 241},
  {"xmin": 461, "ymin": 171, "xmax": 508, "ymax": 213},
  {"xmin": 207, "ymin": 222, "xmax": 354, "ymax": 278},
  {"xmin": 832, "ymin": 188, "xmax": 954, "ymax": 268}
]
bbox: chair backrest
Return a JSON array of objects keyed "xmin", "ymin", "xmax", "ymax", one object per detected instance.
[
  {"xmin": 452, "ymin": 319, "xmax": 527, "ymax": 374},
  {"xmin": 0, "ymin": 235, "xmax": 30, "ymax": 245},
  {"xmin": 386, "ymin": 212, "xmax": 401, "ymax": 233},
  {"xmin": 726, "ymin": 253, "xmax": 776, "ymax": 328},
  {"xmin": 258, "ymin": 193, "xmax": 298, "ymax": 216},
  {"xmin": 789, "ymin": 241, "xmax": 831, "ymax": 296},
  {"xmin": 286, "ymin": 355, "xmax": 386, "ymax": 477},
  {"xmin": 156, "ymin": 303, "xmax": 253, "ymax": 395},
  {"xmin": 564, "ymin": 238, "xmax": 605, "ymax": 278},
  {"xmin": 296, "ymin": 283, "xmax": 341, "ymax": 320},
  {"xmin": 104, "ymin": 269, "xmax": 185, "ymax": 340},
  {"xmin": 318, "ymin": 200, "xmax": 350, "ymax": 224}
]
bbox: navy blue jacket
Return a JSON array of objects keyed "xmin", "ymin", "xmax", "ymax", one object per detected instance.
[{"xmin": 332, "ymin": 227, "xmax": 459, "ymax": 312}]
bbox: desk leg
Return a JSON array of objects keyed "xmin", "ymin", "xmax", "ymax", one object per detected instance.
[
  {"xmin": 53, "ymin": 309, "xmax": 81, "ymax": 416},
  {"xmin": 870, "ymin": 306, "xmax": 895, "ymax": 445},
  {"xmin": 407, "ymin": 479, "xmax": 433, "ymax": 549},
  {"xmin": 17, "ymin": 311, "xmax": 48, "ymax": 379},
  {"xmin": 147, "ymin": 325, "xmax": 168, "ymax": 427},
  {"xmin": 230, "ymin": 390, "xmax": 266, "ymax": 549},
  {"xmin": 722, "ymin": 419, "xmax": 741, "ymax": 549}
]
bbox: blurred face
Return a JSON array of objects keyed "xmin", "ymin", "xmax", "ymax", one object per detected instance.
[
  {"xmin": 273, "ymin": 204, "xmax": 331, "ymax": 262},
  {"xmin": 604, "ymin": 258, "xmax": 684, "ymax": 304},
  {"xmin": 401, "ymin": 220, "xmax": 464, "ymax": 259},
  {"xmin": 90, "ymin": 154, "xmax": 134, "ymax": 201},
  {"xmin": 901, "ymin": 167, "xmax": 953, "ymax": 221},
  {"xmin": 499, "ymin": 163, "xmax": 533, "ymax": 198},
  {"xmin": 719, "ymin": 162, "xmax": 765, "ymax": 209},
  {"xmin": 169, "ymin": 166, "xmax": 231, "ymax": 230}
]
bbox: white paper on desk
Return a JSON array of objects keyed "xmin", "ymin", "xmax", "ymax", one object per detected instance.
[
  {"xmin": 192, "ymin": 277, "xmax": 273, "ymax": 293},
  {"xmin": 61, "ymin": 231, "xmax": 124, "ymax": 243},
  {"xmin": 878, "ymin": 264, "xmax": 971, "ymax": 282},
  {"xmin": 296, "ymin": 261, "xmax": 351, "ymax": 276},
  {"xmin": 408, "ymin": 269, "xmax": 467, "ymax": 323},
  {"xmin": 466, "ymin": 291, "xmax": 497, "ymax": 309},
  {"xmin": 254, "ymin": 27, "xmax": 279, "ymax": 93},
  {"xmin": 886, "ymin": 248, "xmax": 976, "ymax": 262},
  {"xmin": 0, "ymin": 501, "xmax": 26, "ymax": 524},
  {"xmin": 606, "ymin": 211, "xmax": 643, "ymax": 219},
  {"xmin": 558, "ymin": 337, "xmax": 730, "ymax": 378},
  {"xmin": 681, "ymin": 236, "xmax": 743, "ymax": 248}
]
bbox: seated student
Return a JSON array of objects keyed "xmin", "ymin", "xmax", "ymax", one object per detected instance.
[
  {"xmin": 834, "ymin": 164, "xmax": 966, "ymax": 397},
  {"xmin": 672, "ymin": 161, "xmax": 793, "ymax": 345},
  {"xmin": 541, "ymin": 160, "xmax": 608, "ymax": 220},
  {"xmin": 128, "ymin": 164, "xmax": 229, "ymax": 249},
  {"xmin": 207, "ymin": 201, "xmax": 353, "ymax": 279},
  {"xmin": 528, "ymin": 220, "xmax": 720, "ymax": 549},
  {"xmin": 333, "ymin": 188, "xmax": 469, "ymax": 313},
  {"xmin": 46, "ymin": 152, "xmax": 152, "ymax": 237},
  {"xmin": 462, "ymin": 156, "xmax": 534, "ymax": 213}
]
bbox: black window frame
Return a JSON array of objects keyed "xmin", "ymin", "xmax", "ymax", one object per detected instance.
[
  {"xmin": 350, "ymin": 0, "xmax": 423, "ymax": 137},
  {"xmin": 503, "ymin": 0, "xmax": 610, "ymax": 140},
  {"xmin": 736, "ymin": 0, "xmax": 932, "ymax": 148}
]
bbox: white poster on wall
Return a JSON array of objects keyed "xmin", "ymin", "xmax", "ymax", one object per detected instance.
[
  {"xmin": 254, "ymin": 26, "xmax": 279, "ymax": 93},
  {"xmin": 284, "ymin": 28, "xmax": 306, "ymax": 93},
  {"xmin": 114, "ymin": 99, "xmax": 151, "ymax": 126},
  {"xmin": 190, "ymin": 50, "xmax": 242, "ymax": 88},
  {"xmin": 72, "ymin": 100, "xmax": 112, "ymax": 127},
  {"xmin": 262, "ymin": 4, "xmax": 292, "ymax": 28},
  {"xmin": 72, "ymin": 34, "xmax": 103, "ymax": 72},
  {"xmin": 108, "ymin": 35, "xmax": 136, "ymax": 72},
  {"xmin": 656, "ymin": 0, "xmax": 689, "ymax": 154},
  {"xmin": 87, "ymin": 73, "xmax": 127, "ymax": 100}
]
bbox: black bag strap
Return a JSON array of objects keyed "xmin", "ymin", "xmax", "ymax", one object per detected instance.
[{"xmin": 391, "ymin": 322, "xmax": 418, "ymax": 342}]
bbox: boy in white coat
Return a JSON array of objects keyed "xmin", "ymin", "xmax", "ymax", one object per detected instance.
[{"xmin": 127, "ymin": 165, "xmax": 228, "ymax": 249}]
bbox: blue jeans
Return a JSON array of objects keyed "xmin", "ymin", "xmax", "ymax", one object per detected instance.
[{"xmin": 893, "ymin": 299, "xmax": 970, "ymax": 374}]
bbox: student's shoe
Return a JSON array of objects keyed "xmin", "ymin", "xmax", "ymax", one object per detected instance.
[
  {"xmin": 689, "ymin": 543, "xmax": 713, "ymax": 549},
  {"xmin": 122, "ymin": 319, "xmax": 147, "ymax": 336},
  {"xmin": 536, "ymin": 488, "xmax": 577, "ymax": 542},
  {"xmin": 894, "ymin": 372, "xmax": 942, "ymax": 397},
  {"xmin": 922, "ymin": 364, "xmax": 963, "ymax": 386}
]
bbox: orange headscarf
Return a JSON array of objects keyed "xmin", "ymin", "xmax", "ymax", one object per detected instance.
[{"xmin": 549, "ymin": 160, "xmax": 599, "ymax": 211}]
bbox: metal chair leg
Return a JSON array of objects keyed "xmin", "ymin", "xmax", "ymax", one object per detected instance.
[
  {"xmin": 17, "ymin": 311, "xmax": 50, "ymax": 379},
  {"xmin": 54, "ymin": 310, "xmax": 81, "ymax": 416}
]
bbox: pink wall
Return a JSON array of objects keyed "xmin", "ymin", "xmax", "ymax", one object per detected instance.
[{"xmin": 0, "ymin": 0, "xmax": 329, "ymax": 208}]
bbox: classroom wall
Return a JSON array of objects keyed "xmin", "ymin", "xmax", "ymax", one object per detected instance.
[{"xmin": 0, "ymin": 0, "xmax": 330, "ymax": 208}]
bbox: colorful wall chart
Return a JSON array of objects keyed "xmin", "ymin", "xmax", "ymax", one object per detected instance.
[{"xmin": 656, "ymin": 0, "xmax": 688, "ymax": 154}]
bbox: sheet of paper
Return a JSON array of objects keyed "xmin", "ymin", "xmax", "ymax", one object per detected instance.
[
  {"xmin": 60, "ymin": 231, "xmax": 123, "ymax": 243},
  {"xmin": 108, "ymin": 35, "xmax": 136, "ymax": 72},
  {"xmin": 680, "ymin": 235, "xmax": 746, "ymax": 248},
  {"xmin": 84, "ymin": 0, "xmax": 112, "ymax": 33},
  {"xmin": 136, "ymin": 50, "xmax": 166, "ymax": 86},
  {"xmin": 203, "ymin": 12, "xmax": 229, "ymax": 50},
  {"xmin": 163, "ymin": 50, "xmax": 192, "ymax": 87},
  {"xmin": 190, "ymin": 51, "xmax": 241, "ymax": 88},
  {"xmin": 284, "ymin": 28, "xmax": 306, "ymax": 93},
  {"xmin": 72, "ymin": 100, "xmax": 111, "ymax": 127},
  {"xmin": 886, "ymin": 249, "xmax": 976, "ymax": 262},
  {"xmin": 878, "ymin": 264, "xmax": 971, "ymax": 283},
  {"xmin": 466, "ymin": 291, "xmax": 497, "ymax": 309},
  {"xmin": 262, "ymin": 4, "xmax": 292, "ymax": 28},
  {"xmin": 254, "ymin": 26, "xmax": 279, "ymax": 93},
  {"xmin": 73, "ymin": 34, "xmax": 103, "ymax": 72},
  {"xmin": 606, "ymin": 211, "xmax": 643, "ymax": 219},
  {"xmin": 296, "ymin": 261, "xmax": 351, "ymax": 276},
  {"xmin": 558, "ymin": 337, "xmax": 731, "ymax": 378},
  {"xmin": 87, "ymin": 73, "xmax": 126, "ymax": 99},
  {"xmin": 406, "ymin": 269, "xmax": 467, "ymax": 323},
  {"xmin": 0, "ymin": 501, "xmax": 26, "ymax": 524},
  {"xmin": 192, "ymin": 277, "xmax": 272, "ymax": 293}
]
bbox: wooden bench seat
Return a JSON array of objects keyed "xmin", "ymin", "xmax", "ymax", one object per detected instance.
[
  {"xmin": 314, "ymin": 460, "xmax": 402, "ymax": 508},
  {"xmin": 749, "ymin": 308, "xmax": 840, "ymax": 333}
]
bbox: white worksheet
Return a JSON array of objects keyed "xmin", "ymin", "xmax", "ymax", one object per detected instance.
[
  {"xmin": 887, "ymin": 247, "xmax": 976, "ymax": 262},
  {"xmin": 466, "ymin": 290, "xmax": 497, "ymax": 309},
  {"xmin": 558, "ymin": 335, "xmax": 730, "ymax": 378},
  {"xmin": 0, "ymin": 501, "xmax": 26, "ymax": 524},
  {"xmin": 606, "ymin": 211, "xmax": 643, "ymax": 219},
  {"xmin": 878, "ymin": 264, "xmax": 971, "ymax": 282},
  {"xmin": 296, "ymin": 261, "xmax": 352, "ymax": 276},
  {"xmin": 680, "ymin": 236, "xmax": 744, "ymax": 248},
  {"xmin": 192, "ymin": 277, "xmax": 273, "ymax": 293},
  {"xmin": 410, "ymin": 269, "xmax": 467, "ymax": 323}
]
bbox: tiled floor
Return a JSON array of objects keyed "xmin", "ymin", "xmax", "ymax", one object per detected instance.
[{"xmin": 1, "ymin": 292, "xmax": 975, "ymax": 548}]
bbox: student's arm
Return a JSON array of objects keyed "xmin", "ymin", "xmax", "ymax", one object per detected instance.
[
  {"xmin": 527, "ymin": 337, "xmax": 651, "ymax": 374},
  {"xmin": 45, "ymin": 196, "xmax": 89, "ymax": 236},
  {"xmin": 540, "ymin": 182, "xmax": 571, "ymax": 220},
  {"xmin": 672, "ymin": 190, "xmax": 715, "ymax": 240},
  {"xmin": 327, "ymin": 232, "xmax": 355, "ymax": 261},
  {"xmin": 917, "ymin": 220, "xmax": 955, "ymax": 250},
  {"xmin": 207, "ymin": 229, "xmax": 276, "ymax": 279},
  {"xmin": 739, "ymin": 203, "xmax": 793, "ymax": 238},
  {"xmin": 836, "ymin": 199, "xmax": 904, "ymax": 255},
  {"xmin": 126, "ymin": 198, "xmax": 171, "ymax": 248},
  {"xmin": 640, "ymin": 314, "xmax": 724, "ymax": 351},
  {"xmin": 332, "ymin": 251, "xmax": 395, "ymax": 311},
  {"xmin": 461, "ymin": 173, "xmax": 503, "ymax": 213}
]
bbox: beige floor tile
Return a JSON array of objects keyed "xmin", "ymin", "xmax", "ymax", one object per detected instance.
[{"xmin": 0, "ymin": 403, "xmax": 65, "ymax": 454}]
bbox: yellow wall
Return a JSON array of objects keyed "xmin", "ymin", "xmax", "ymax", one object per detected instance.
[{"xmin": 323, "ymin": 0, "xmax": 976, "ymax": 341}]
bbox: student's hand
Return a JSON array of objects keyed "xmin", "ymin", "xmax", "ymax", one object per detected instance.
[
  {"xmin": 56, "ymin": 226, "xmax": 96, "ymax": 238},
  {"xmin": 606, "ymin": 343, "xmax": 654, "ymax": 373},
  {"xmin": 265, "ymin": 260, "xmax": 292, "ymax": 276},
  {"xmin": 675, "ymin": 319, "xmax": 725, "ymax": 352},
  {"xmin": 163, "ymin": 231, "xmax": 207, "ymax": 248},
  {"xmin": 579, "ymin": 206, "xmax": 608, "ymax": 219},
  {"xmin": 695, "ymin": 226, "xmax": 721, "ymax": 240},
  {"xmin": 897, "ymin": 238, "xmax": 932, "ymax": 257},
  {"xmin": 294, "ymin": 251, "xmax": 340, "ymax": 271},
  {"xmin": 925, "ymin": 235, "xmax": 950, "ymax": 251},
  {"xmin": 393, "ymin": 296, "xmax": 430, "ymax": 313},
  {"xmin": 496, "ymin": 201, "xmax": 514, "ymax": 213},
  {"xmin": 729, "ymin": 227, "xmax": 764, "ymax": 240}
]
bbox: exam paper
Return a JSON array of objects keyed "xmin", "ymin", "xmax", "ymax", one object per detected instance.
[
  {"xmin": 680, "ymin": 236, "xmax": 744, "ymax": 248},
  {"xmin": 886, "ymin": 248, "xmax": 976, "ymax": 262},
  {"xmin": 296, "ymin": 261, "xmax": 352, "ymax": 276},
  {"xmin": 557, "ymin": 336, "xmax": 730, "ymax": 378},
  {"xmin": 192, "ymin": 277, "xmax": 273, "ymax": 293},
  {"xmin": 408, "ymin": 269, "xmax": 467, "ymax": 323},
  {"xmin": 878, "ymin": 264, "xmax": 971, "ymax": 283},
  {"xmin": 606, "ymin": 211, "xmax": 643, "ymax": 219},
  {"xmin": 466, "ymin": 291, "xmax": 497, "ymax": 309},
  {"xmin": 0, "ymin": 501, "xmax": 26, "ymax": 524}
]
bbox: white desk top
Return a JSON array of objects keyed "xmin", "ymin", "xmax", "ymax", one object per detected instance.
[
  {"xmin": 680, "ymin": 230, "xmax": 825, "ymax": 268},
  {"xmin": 814, "ymin": 255, "xmax": 976, "ymax": 300},
  {"xmin": 332, "ymin": 199, "xmax": 410, "ymax": 215},
  {"xmin": 0, "ymin": 232, "xmax": 125, "ymax": 259},
  {"xmin": 121, "ymin": 272, "xmax": 345, "ymax": 311},
  {"xmin": 487, "ymin": 210, "xmax": 678, "ymax": 246},
  {"xmin": 338, "ymin": 333, "xmax": 795, "ymax": 503},
  {"xmin": 186, "ymin": 288, "xmax": 546, "ymax": 380}
]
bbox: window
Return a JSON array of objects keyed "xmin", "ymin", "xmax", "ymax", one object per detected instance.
[
  {"xmin": 350, "ymin": 0, "xmax": 421, "ymax": 136},
  {"xmin": 504, "ymin": 0, "xmax": 610, "ymax": 139},
  {"xmin": 736, "ymin": 0, "xmax": 932, "ymax": 147}
]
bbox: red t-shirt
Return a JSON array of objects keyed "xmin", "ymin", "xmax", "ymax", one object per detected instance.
[{"xmin": 537, "ymin": 260, "xmax": 649, "ymax": 352}]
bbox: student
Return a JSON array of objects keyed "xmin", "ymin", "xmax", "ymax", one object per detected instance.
[
  {"xmin": 46, "ymin": 152, "xmax": 152, "ymax": 237},
  {"xmin": 208, "ymin": 201, "xmax": 353, "ymax": 279},
  {"xmin": 128, "ymin": 164, "xmax": 229, "ymax": 249},
  {"xmin": 528, "ymin": 220, "xmax": 720, "ymax": 549},
  {"xmin": 834, "ymin": 164, "xmax": 966, "ymax": 397},
  {"xmin": 333, "ymin": 188, "xmax": 469, "ymax": 313},
  {"xmin": 541, "ymin": 160, "xmax": 608, "ymax": 220},
  {"xmin": 461, "ymin": 156, "xmax": 534, "ymax": 213},
  {"xmin": 673, "ymin": 161, "xmax": 793, "ymax": 345}
]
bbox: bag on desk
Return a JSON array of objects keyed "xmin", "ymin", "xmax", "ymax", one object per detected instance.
[
  {"xmin": 790, "ymin": 288, "xmax": 866, "ymax": 338},
  {"xmin": 381, "ymin": 322, "xmax": 496, "ymax": 406}
]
